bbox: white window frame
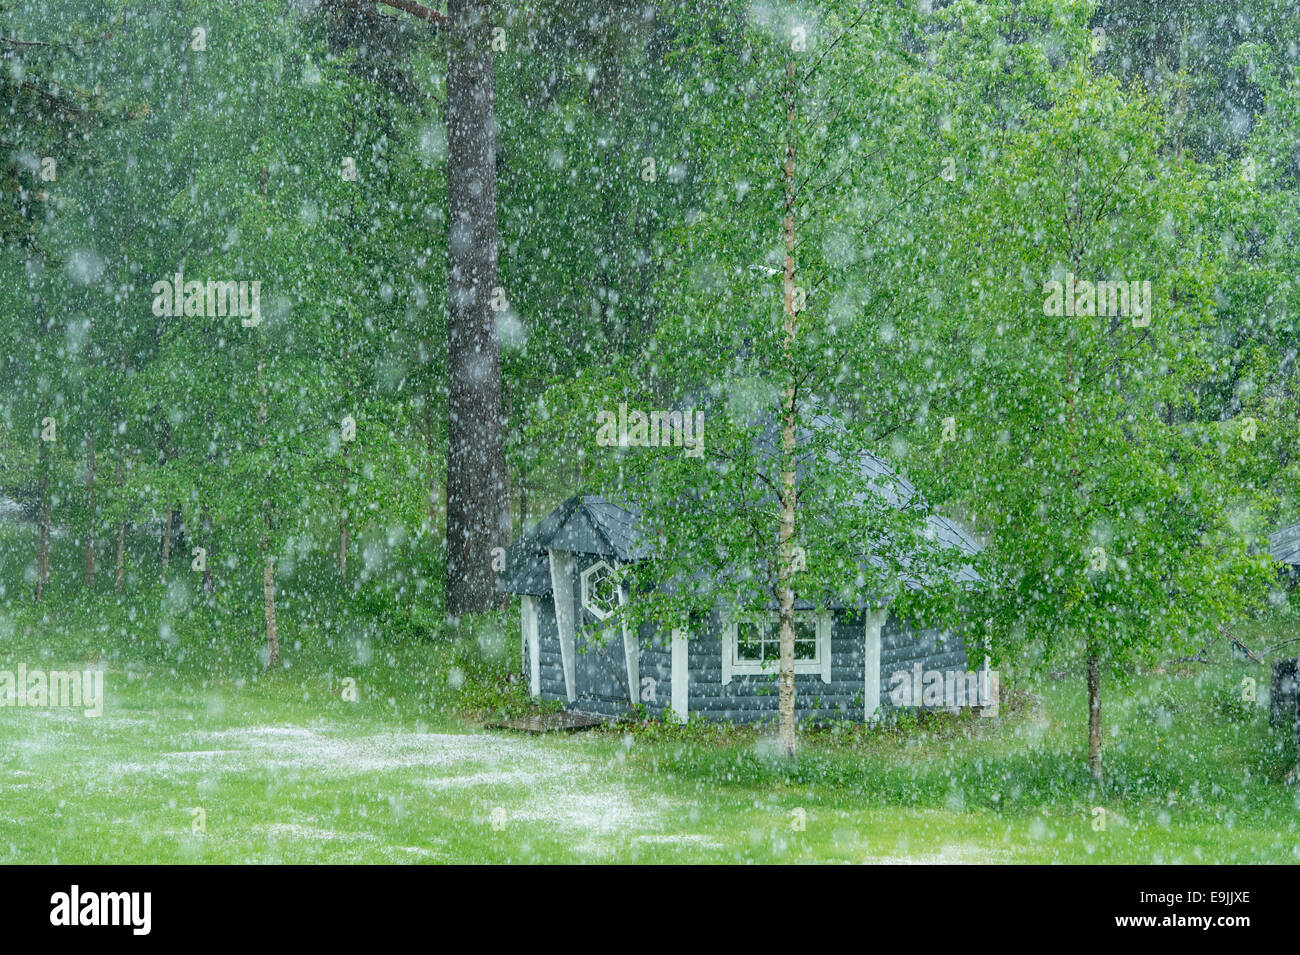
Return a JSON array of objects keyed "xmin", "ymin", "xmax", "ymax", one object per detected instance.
[
  {"xmin": 722, "ymin": 611, "xmax": 832, "ymax": 684},
  {"xmin": 579, "ymin": 559, "xmax": 619, "ymax": 621}
]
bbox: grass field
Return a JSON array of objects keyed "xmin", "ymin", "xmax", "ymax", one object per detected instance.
[
  {"xmin": 0, "ymin": 520, "xmax": 1297, "ymax": 863},
  {"xmin": 1, "ymin": 612, "xmax": 1296, "ymax": 862}
]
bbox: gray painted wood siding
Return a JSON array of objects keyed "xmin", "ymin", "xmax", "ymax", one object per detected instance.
[
  {"xmin": 684, "ymin": 614, "xmax": 862, "ymax": 723},
  {"xmin": 535, "ymin": 599, "xmax": 567, "ymax": 700},
  {"xmin": 530, "ymin": 560, "xmax": 975, "ymax": 724},
  {"xmin": 878, "ymin": 616, "xmax": 971, "ymax": 707},
  {"xmin": 586, "ymin": 622, "xmax": 673, "ymax": 718},
  {"xmin": 534, "ymin": 594, "xmax": 673, "ymax": 719}
]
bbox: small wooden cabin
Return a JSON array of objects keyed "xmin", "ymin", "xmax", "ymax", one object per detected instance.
[{"xmin": 499, "ymin": 449, "xmax": 984, "ymax": 725}]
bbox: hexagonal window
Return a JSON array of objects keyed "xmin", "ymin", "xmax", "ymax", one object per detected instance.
[{"xmin": 580, "ymin": 560, "xmax": 620, "ymax": 620}]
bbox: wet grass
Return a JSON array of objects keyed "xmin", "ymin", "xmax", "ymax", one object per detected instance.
[
  {"xmin": 0, "ymin": 612, "xmax": 1296, "ymax": 862},
  {"xmin": 0, "ymin": 523, "xmax": 1297, "ymax": 862}
]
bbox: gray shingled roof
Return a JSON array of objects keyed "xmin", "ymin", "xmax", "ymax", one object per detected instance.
[
  {"xmin": 804, "ymin": 412, "xmax": 981, "ymax": 586},
  {"xmin": 584, "ymin": 497, "xmax": 650, "ymax": 559},
  {"xmin": 499, "ymin": 495, "xmax": 650, "ymax": 595},
  {"xmin": 1270, "ymin": 521, "xmax": 1300, "ymax": 567},
  {"xmin": 499, "ymin": 424, "xmax": 983, "ymax": 596}
]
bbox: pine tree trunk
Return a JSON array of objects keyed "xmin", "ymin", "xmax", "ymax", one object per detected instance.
[
  {"xmin": 776, "ymin": 58, "xmax": 799, "ymax": 759},
  {"xmin": 1087, "ymin": 649, "xmax": 1103, "ymax": 780},
  {"xmin": 83, "ymin": 430, "xmax": 95, "ymax": 587},
  {"xmin": 444, "ymin": 0, "xmax": 508, "ymax": 614},
  {"xmin": 425, "ymin": 398, "xmax": 439, "ymax": 537}
]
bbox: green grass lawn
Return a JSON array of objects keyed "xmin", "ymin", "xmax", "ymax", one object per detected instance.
[
  {"xmin": 1, "ymin": 606, "xmax": 1296, "ymax": 863},
  {"xmin": 0, "ymin": 521, "xmax": 1297, "ymax": 863}
]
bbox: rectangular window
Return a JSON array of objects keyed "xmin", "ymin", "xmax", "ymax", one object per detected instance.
[
  {"xmin": 724, "ymin": 612, "xmax": 831, "ymax": 683},
  {"xmin": 735, "ymin": 617, "xmax": 818, "ymax": 662}
]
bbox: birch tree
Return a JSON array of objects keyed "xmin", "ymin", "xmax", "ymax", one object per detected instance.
[
  {"xmin": 928, "ymin": 62, "xmax": 1272, "ymax": 780},
  {"xmin": 593, "ymin": 1, "xmax": 970, "ymax": 755}
]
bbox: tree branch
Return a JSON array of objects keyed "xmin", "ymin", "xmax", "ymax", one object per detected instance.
[{"xmin": 0, "ymin": 35, "xmax": 83, "ymax": 49}]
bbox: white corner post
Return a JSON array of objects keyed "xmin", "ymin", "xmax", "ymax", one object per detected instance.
[
  {"xmin": 721, "ymin": 622, "xmax": 734, "ymax": 686},
  {"xmin": 671, "ymin": 627, "xmax": 689, "ymax": 724},
  {"xmin": 979, "ymin": 629, "xmax": 998, "ymax": 717},
  {"xmin": 819, "ymin": 613, "xmax": 832, "ymax": 684},
  {"xmin": 548, "ymin": 549, "xmax": 576, "ymax": 702},
  {"xmin": 863, "ymin": 608, "xmax": 888, "ymax": 724},
  {"xmin": 521, "ymin": 595, "xmax": 541, "ymax": 698},
  {"xmin": 617, "ymin": 585, "xmax": 639, "ymax": 707}
]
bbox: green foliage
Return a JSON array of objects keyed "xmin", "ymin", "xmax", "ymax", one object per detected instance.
[{"xmin": 3, "ymin": 0, "xmax": 1300, "ymax": 787}]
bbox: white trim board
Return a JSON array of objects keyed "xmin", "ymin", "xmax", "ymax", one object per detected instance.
[
  {"xmin": 580, "ymin": 559, "xmax": 618, "ymax": 620},
  {"xmin": 863, "ymin": 608, "xmax": 888, "ymax": 724},
  {"xmin": 547, "ymin": 549, "xmax": 577, "ymax": 702},
  {"xmin": 671, "ymin": 628, "xmax": 688, "ymax": 724},
  {"xmin": 617, "ymin": 583, "xmax": 639, "ymax": 707},
  {"xmin": 522, "ymin": 595, "xmax": 541, "ymax": 698}
]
